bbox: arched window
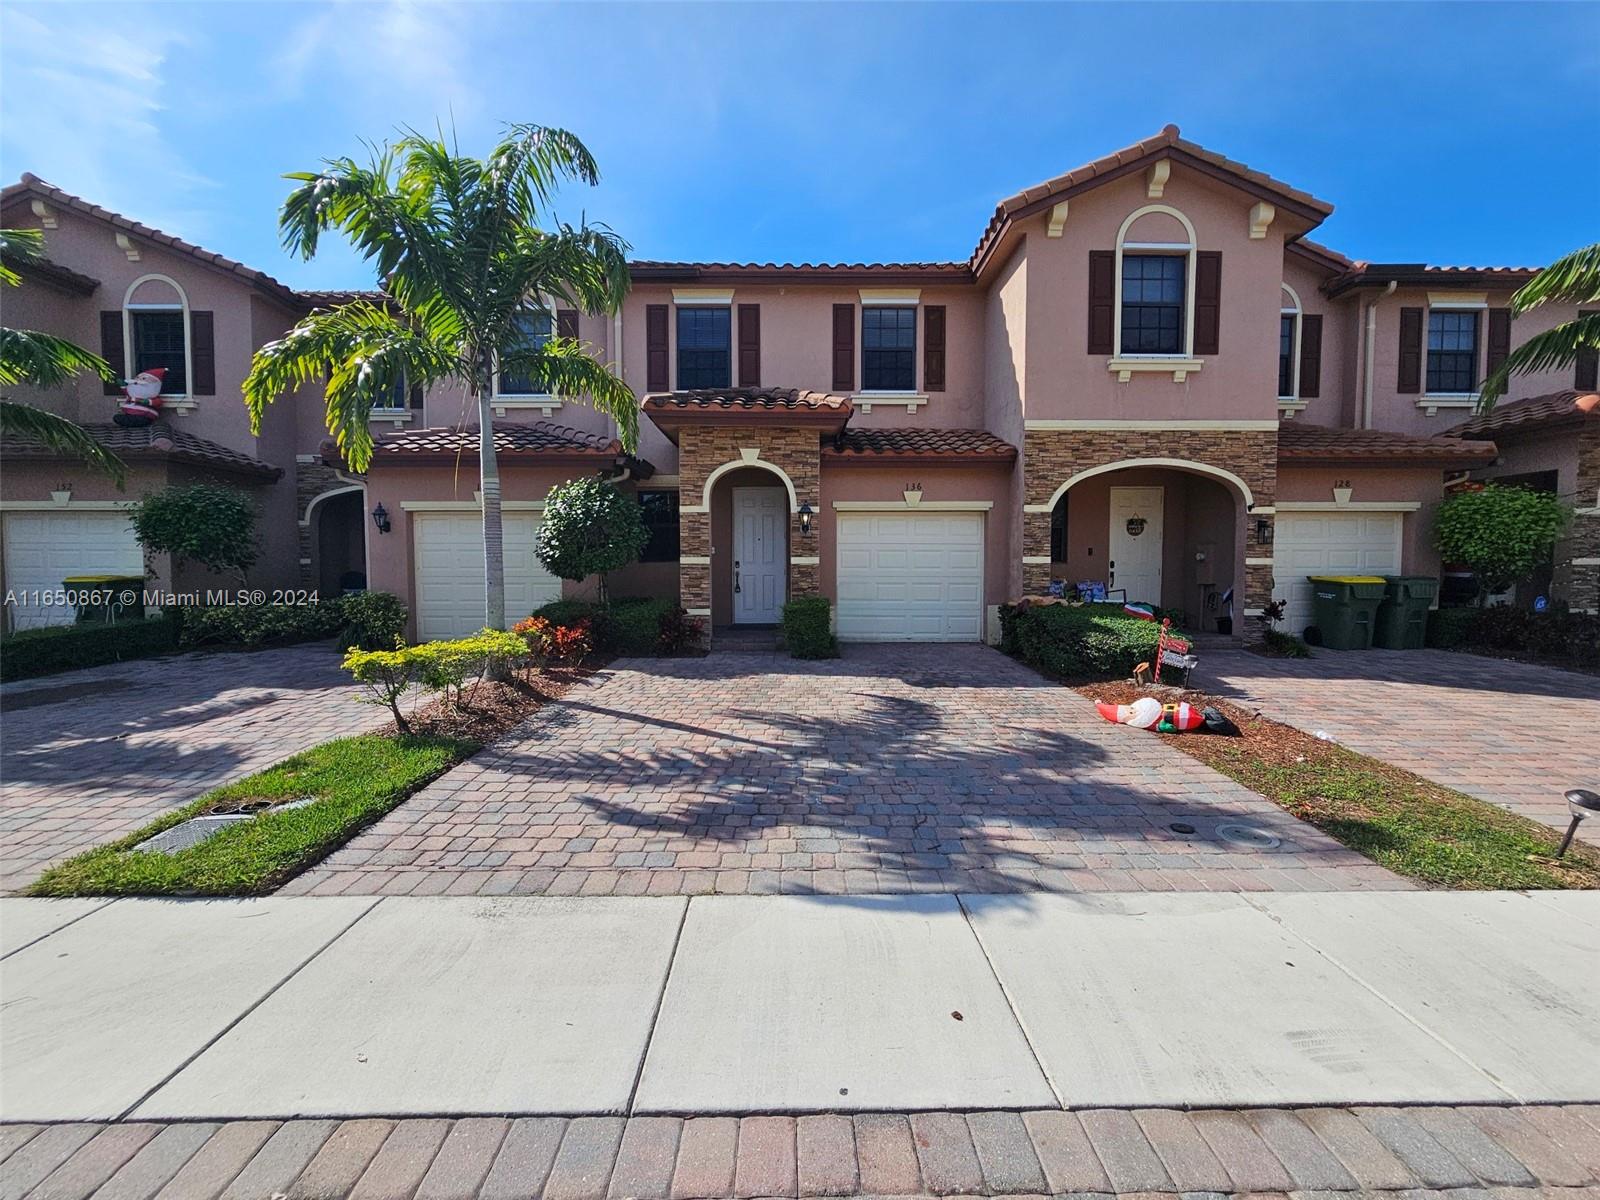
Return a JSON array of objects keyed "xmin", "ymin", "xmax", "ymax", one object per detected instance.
[
  {"xmin": 1279, "ymin": 283, "xmax": 1302, "ymax": 400},
  {"xmin": 1113, "ymin": 204, "xmax": 1198, "ymax": 359},
  {"xmin": 122, "ymin": 274, "xmax": 192, "ymax": 399}
]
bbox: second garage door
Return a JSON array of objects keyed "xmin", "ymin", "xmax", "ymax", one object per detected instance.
[
  {"xmin": 1272, "ymin": 510, "xmax": 1403, "ymax": 637},
  {"xmin": 413, "ymin": 512, "xmax": 562, "ymax": 640},
  {"xmin": 836, "ymin": 511, "xmax": 984, "ymax": 641},
  {"xmin": 3, "ymin": 510, "xmax": 144, "ymax": 631}
]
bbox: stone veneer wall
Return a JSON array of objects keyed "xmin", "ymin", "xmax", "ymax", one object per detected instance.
[
  {"xmin": 1562, "ymin": 423, "xmax": 1600, "ymax": 612},
  {"xmin": 1022, "ymin": 427, "xmax": 1278, "ymax": 623},
  {"xmin": 295, "ymin": 459, "xmax": 363, "ymax": 588},
  {"xmin": 676, "ymin": 426, "xmax": 822, "ymax": 615}
]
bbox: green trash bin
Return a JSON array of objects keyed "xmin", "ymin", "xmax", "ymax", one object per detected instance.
[
  {"xmin": 1306, "ymin": 575, "xmax": 1388, "ymax": 650},
  {"xmin": 1374, "ymin": 575, "xmax": 1439, "ymax": 650},
  {"xmin": 63, "ymin": 574, "xmax": 146, "ymax": 625}
]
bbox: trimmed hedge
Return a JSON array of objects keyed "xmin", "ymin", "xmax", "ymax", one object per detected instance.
[
  {"xmin": 609, "ymin": 597, "xmax": 674, "ymax": 655},
  {"xmin": 528, "ymin": 595, "xmax": 703, "ymax": 656},
  {"xmin": 1000, "ymin": 601, "xmax": 1185, "ymax": 680},
  {"xmin": 1, "ymin": 614, "xmax": 182, "ymax": 681},
  {"xmin": 178, "ymin": 601, "xmax": 345, "ymax": 649},
  {"xmin": 1427, "ymin": 603, "xmax": 1600, "ymax": 669},
  {"xmin": 782, "ymin": 596, "xmax": 836, "ymax": 659}
]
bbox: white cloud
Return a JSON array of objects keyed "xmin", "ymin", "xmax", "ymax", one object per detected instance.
[{"xmin": 0, "ymin": 5, "xmax": 217, "ymax": 235}]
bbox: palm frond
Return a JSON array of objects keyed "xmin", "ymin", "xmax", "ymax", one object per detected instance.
[
  {"xmin": 496, "ymin": 338, "xmax": 639, "ymax": 452},
  {"xmin": 244, "ymin": 301, "xmax": 461, "ymax": 471},
  {"xmin": 1510, "ymin": 243, "xmax": 1600, "ymax": 313},
  {"xmin": 1477, "ymin": 311, "xmax": 1600, "ymax": 410},
  {"xmin": 0, "ymin": 227, "xmax": 47, "ymax": 288},
  {"xmin": 0, "ymin": 401, "xmax": 125, "ymax": 484},
  {"xmin": 0, "ymin": 327, "xmax": 115, "ymax": 388}
]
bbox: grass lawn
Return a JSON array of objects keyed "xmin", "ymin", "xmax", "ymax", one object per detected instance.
[
  {"xmin": 1081, "ymin": 682, "xmax": 1600, "ymax": 890},
  {"xmin": 28, "ymin": 733, "xmax": 474, "ymax": 897}
]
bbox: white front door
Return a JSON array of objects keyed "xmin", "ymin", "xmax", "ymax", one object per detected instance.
[
  {"xmin": 1273, "ymin": 511, "xmax": 1403, "ymax": 637},
  {"xmin": 1108, "ymin": 486, "xmax": 1164, "ymax": 606},
  {"xmin": 732, "ymin": 486, "xmax": 786, "ymax": 624},
  {"xmin": 836, "ymin": 511, "xmax": 984, "ymax": 641},
  {"xmin": 3, "ymin": 511, "xmax": 144, "ymax": 630}
]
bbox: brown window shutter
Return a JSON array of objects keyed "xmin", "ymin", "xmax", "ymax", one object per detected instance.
[
  {"xmin": 1298, "ymin": 314, "xmax": 1323, "ymax": 399},
  {"xmin": 1087, "ymin": 250, "xmax": 1115, "ymax": 355},
  {"xmin": 409, "ymin": 382, "xmax": 424, "ymax": 410},
  {"xmin": 737, "ymin": 303, "xmax": 760, "ymax": 387},
  {"xmin": 1485, "ymin": 307, "xmax": 1511, "ymax": 378},
  {"xmin": 832, "ymin": 303, "xmax": 855, "ymax": 392},
  {"xmin": 556, "ymin": 308, "xmax": 579, "ymax": 341},
  {"xmin": 1577, "ymin": 310, "xmax": 1599, "ymax": 391},
  {"xmin": 923, "ymin": 305, "xmax": 946, "ymax": 392},
  {"xmin": 646, "ymin": 304, "xmax": 669, "ymax": 392},
  {"xmin": 189, "ymin": 311, "xmax": 216, "ymax": 396},
  {"xmin": 1397, "ymin": 306, "xmax": 1423, "ymax": 393},
  {"xmin": 1192, "ymin": 251, "xmax": 1222, "ymax": 356},
  {"xmin": 100, "ymin": 311, "xmax": 124, "ymax": 395}
]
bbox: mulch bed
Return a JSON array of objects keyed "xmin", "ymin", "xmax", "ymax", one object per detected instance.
[{"xmin": 395, "ymin": 661, "xmax": 599, "ymax": 743}]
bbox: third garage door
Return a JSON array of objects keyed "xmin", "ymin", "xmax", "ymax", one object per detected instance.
[
  {"xmin": 412, "ymin": 512, "xmax": 561, "ymax": 640},
  {"xmin": 1272, "ymin": 510, "xmax": 1403, "ymax": 637},
  {"xmin": 836, "ymin": 511, "xmax": 984, "ymax": 641}
]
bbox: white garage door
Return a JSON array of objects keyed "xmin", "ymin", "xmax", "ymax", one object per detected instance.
[
  {"xmin": 836, "ymin": 511, "xmax": 984, "ymax": 641},
  {"xmin": 3, "ymin": 510, "xmax": 143, "ymax": 631},
  {"xmin": 412, "ymin": 512, "xmax": 561, "ymax": 640},
  {"xmin": 1272, "ymin": 510, "xmax": 1403, "ymax": 637}
]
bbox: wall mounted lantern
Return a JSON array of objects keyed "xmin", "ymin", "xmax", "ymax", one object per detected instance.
[
  {"xmin": 797, "ymin": 501, "xmax": 814, "ymax": 535},
  {"xmin": 371, "ymin": 502, "xmax": 391, "ymax": 534},
  {"xmin": 1254, "ymin": 517, "xmax": 1273, "ymax": 545}
]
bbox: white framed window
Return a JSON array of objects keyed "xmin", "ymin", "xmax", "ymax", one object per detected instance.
[
  {"xmin": 122, "ymin": 274, "xmax": 192, "ymax": 405},
  {"xmin": 1279, "ymin": 283, "xmax": 1302, "ymax": 402},
  {"xmin": 853, "ymin": 288, "xmax": 927, "ymax": 410},
  {"xmin": 1108, "ymin": 205, "xmax": 1203, "ymax": 383}
]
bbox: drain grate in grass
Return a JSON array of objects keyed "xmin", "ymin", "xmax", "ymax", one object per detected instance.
[{"xmin": 29, "ymin": 733, "xmax": 474, "ymax": 897}]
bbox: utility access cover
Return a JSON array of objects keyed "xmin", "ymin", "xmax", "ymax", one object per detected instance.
[{"xmin": 136, "ymin": 814, "xmax": 250, "ymax": 854}]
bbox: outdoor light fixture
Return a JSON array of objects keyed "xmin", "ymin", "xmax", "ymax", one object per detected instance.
[
  {"xmin": 798, "ymin": 500, "xmax": 814, "ymax": 535},
  {"xmin": 1557, "ymin": 788, "xmax": 1600, "ymax": 857},
  {"xmin": 371, "ymin": 502, "xmax": 391, "ymax": 534},
  {"xmin": 1254, "ymin": 517, "xmax": 1274, "ymax": 544}
]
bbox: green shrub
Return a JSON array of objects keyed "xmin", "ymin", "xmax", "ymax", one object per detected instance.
[
  {"xmin": 1000, "ymin": 601, "xmax": 1182, "ymax": 680},
  {"xmin": 1425, "ymin": 606, "xmax": 1480, "ymax": 649},
  {"xmin": 782, "ymin": 596, "xmax": 836, "ymax": 659},
  {"xmin": 338, "ymin": 591, "xmax": 407, "ymax": 650},
  {"xmin": 177, "ymin": 600, "xmax": 344, "ymax": 649},
  {"xmin": 1434, "ymin": 485, "xmax": 1570, "ymax": 595},
  {"xmin": 1262, "ymin": 628, "xmax": 1311, "ymax": 658},
  {"xmin": 609, "ymin": 596, "xmax": 673, "ymax": 655},
  {"xmin": 342, "ymin": 629, "xmax": 528, "ymax": 732},
  {"xmin": 530, "ymin": 598, "xmax": 613, "ymax": 649},
  {"xmin": 535, "ymin": 478, "xmax": 649, "ymax": 602},
  {"xmin": 657, "ymin": 605, "xmax": 705, "ymax": 655},
  {"xmin": 0, "ymin": 614, "xmax": 180, "ymax": 681},
  {"xmin": 130, "ymin": 484, "xmax": 259, "ymax": 580}
]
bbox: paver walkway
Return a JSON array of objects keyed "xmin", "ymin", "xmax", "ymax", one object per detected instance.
[
  {"xmin": 290, "ymin": 644, "xmax": 1403, "ymax": 897},
  {"xmin": 6, "ymin": 1103, "xmax": 1598, "ymax": 1200},
  {"xmin": 1207, "ymin": 647, "xmax": 1600, "ymax": 842},
  {"xmin": 0, "ymin": 644, "xmax": 384, "ymax": 890}
]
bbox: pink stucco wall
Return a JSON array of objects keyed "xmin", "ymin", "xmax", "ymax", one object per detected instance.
[{"xmin": 1281, "ymin": 255, "xmax": 1358, "ymax": 427}]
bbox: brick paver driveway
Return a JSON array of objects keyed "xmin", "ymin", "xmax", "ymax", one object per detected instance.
[
  {"xmin": 0, "ymin": 644, "xmax": 385, "ymax": 890},
  {"xmin": 1207, "ymin": 647, "xmax": 1600, "ymax": 842},
  {"xmin": 290, "ymin": 644, "xmax": 1405, "ymax": 897}
]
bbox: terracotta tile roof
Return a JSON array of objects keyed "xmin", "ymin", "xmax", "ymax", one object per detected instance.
[
  {"xmin": 826, "ymin": 427, "xmax": 1017, "ymax": 462},
  {"xmin": 1324, "ymin": 262, "xmax": 1541, "ymax": 297},
  {"xmin": 370, "ymin": 421, "xmax": 627, "ymax": 461},
  {"xmin": 14, "ymin": 255, "xmax": 100, "ymax": 296},
  {"xmin": 298, "ymin": 288, "xmax": 385, "ymax": 307},
  {"xmin": 1286, "ymin": 237, "xmax": 1355, "ymax": 275},
  {"xmin": 629, "ymin": 262, "xmax": 970, "ymax": 284},
  {"xmin": 2, "ymin": 174, "xmax": 305, "ymax": 308},
  {"xmin": 1277, "ymin": 421, "xmax": 1496, "ymax": 465},
  {"xmin": 0, "ymin": 421, "xmax": 282, "ymax": 480},
  {"xmin": 1441, "ymin": 390, "xmax": 1599, "ymax": 438},
  {"xmin": 971, "ymin": 124, "xmax": 1334, "ymax": 274},
  {"xmin": 643, "ymin": 387, "xmax": 852, "ymax": 412}
]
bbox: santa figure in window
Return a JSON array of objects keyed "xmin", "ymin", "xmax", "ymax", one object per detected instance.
[{"xmin": 112, "ymin": 368, "xmax": 166, "ymax": 427}]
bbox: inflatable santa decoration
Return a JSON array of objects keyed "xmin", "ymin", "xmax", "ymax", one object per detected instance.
[{"xmin": 112, "ymin": 368, "xmax": 166, "ymax": 428}]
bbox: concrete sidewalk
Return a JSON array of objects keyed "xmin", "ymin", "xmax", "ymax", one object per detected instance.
[{"xmin": 1, "ymin": 891, "xmax": 1595, "ymax": 1125}]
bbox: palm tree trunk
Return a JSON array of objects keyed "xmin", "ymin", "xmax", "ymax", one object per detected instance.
[{"xmin": 477, "ymin": 364, "xmax": 508, "ymax": 669}]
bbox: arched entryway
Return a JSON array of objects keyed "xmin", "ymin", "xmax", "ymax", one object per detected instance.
[
  {"xmin": 707, "ymin": 464, "xmax": 793, "ymax": 628},
  {"xmin": 306, "ymin": 486, "xmax": 367, "ymax": 596},
  {"xmin": 1042, "ymin": 458, "xmax": 1254, "ymax": 636}
]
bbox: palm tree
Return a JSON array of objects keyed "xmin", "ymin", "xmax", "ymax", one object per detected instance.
[
  {"xmin": 244, "ymin": 123, "xmax": 638, "ymax": 634},
  {"xmin": 1478, "ymin": 242, "xmax": 1600, "ymax": 411},
  {"xmin": 0, "ymin": 228, "xmax": 125, "ymax": 483}
]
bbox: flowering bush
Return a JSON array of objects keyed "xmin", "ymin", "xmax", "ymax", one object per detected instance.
[{"xmin": 514, "ymin": 614, "xmax": 593, "ymax": 664}]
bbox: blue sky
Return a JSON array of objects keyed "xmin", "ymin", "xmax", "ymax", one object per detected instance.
[{"xmin": 3, "ymin": 2, "xmax": 1595, "ymax": 291}]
